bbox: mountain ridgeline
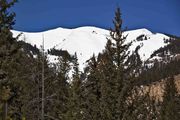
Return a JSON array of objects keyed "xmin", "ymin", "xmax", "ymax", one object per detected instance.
[
  {"xmin": 12, "ymin": 27, "xmax": 171, "ymax": 70},
  {"xmin": 0, "ymin": 0, "xmax": 180, "ymax": 119}
]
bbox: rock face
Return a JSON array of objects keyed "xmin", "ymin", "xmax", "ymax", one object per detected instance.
[{"xmin": 140, "ymin": 74, "xmax": 180, "ymax": 101}]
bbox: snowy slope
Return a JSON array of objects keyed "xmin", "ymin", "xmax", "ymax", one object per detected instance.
[{"xmin": 12, "ymin": 26, "xmax": 169, "ymax": 70}]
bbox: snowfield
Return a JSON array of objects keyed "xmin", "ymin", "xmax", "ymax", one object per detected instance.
[{"xmin": 12, "ymin": 26, "xmax": 169, "ymax": 70}]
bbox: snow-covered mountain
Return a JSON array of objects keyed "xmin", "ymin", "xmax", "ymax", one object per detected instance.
[{"xmin": 12, "ymin": 26, "xmax": 170, "ymax": 70}]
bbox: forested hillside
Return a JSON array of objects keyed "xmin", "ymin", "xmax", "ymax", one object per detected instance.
[{"xmin": 0, "ymin": 0, "xmax": 180, "ymax": 120}]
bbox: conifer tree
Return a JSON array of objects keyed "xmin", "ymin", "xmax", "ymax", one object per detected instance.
[
  {"xmin": 0, "ymin": 0, "xmax": 18, "ymax": 119},
  {"xmin": 65, "ymin": 53, "xmax": 83, "ymax": 120},
  {"xmin": 53, "ymin": 54, "xmax": 71, "ymax": 119},
  {"xmin": 98, "ymin": 7, "xmax": 142, "ymax": 119},
  {"xmin": 83, "ymin": 54, "xmax": 102, "ymax": 120},
  {"xmin": 24, "ymin": 50, "xmax": 57, "ymax": 120},
  {"xmin": 160, "ymin": 76, "xmax": 180, "ymax": 120}
]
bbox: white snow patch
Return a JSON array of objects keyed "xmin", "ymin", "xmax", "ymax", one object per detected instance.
[{"xmin": 12, "ymin": 27, "xmax": 169, "ymax": 70}]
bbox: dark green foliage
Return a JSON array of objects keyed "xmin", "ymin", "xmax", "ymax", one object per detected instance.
[
  {"xmin": 65, "ymin": 53, "xmax": 83, "ymax": 120},
  {"xmin": 0, "ymin": 0, "xmax": 19, "ymax": 119},
  {"xmin": 136, "ymin": 34, "xmax": 147, "ymax": 41},
  {"xmin": 151, "ymin": 37, "xmax": 180, "ymax": 58},
  {"xmin": 138, "ymin": 58, "xmax": 180, "ymax": 86},
  {"xmin": 48, "ymin": 48, "xmax": 72, "ymax": 60},
  {"xmin": 18, "ymin": 40, "xmax": 39, "ymax": 55},
  {"xmin": 82, "ymin": 54, "xmax": 102, "ymax": 120},
  {"xmin": 159, "ymin": 76, "xmax": 180, "ymax": 120},
  {"xmin": 0, "ymin": 0, "xmax": 17, "ymax": 31},
  {"xmin": 52, "ymin": 54, "xmax": 71, "ymax": 119},
  {"xmin": 100, "ymin": 8, "xmax": 143, "ymax": 120},
  {"xmin": 82, "ymin": 8, "xmax": 143, "ymax": 120}
]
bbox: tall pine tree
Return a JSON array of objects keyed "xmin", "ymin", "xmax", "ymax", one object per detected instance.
[
  {"xmin": 0, "ymin": 0, "xmax": 18, "ymax": 119},
  {"xmin": 98, "ymin": 7, "xmax": 142, "ymax": 120}
]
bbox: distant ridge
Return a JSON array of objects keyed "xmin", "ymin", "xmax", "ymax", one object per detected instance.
[{"xmin": 12, "ymin": 26, "xmax": 169, "ymax": 70}]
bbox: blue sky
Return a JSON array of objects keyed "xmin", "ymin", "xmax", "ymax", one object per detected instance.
[{"xmin": 11, "ymin": 0, "xmax": 180, "ymax": 36}]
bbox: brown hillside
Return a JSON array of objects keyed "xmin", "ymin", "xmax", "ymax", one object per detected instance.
[{"xmin": 141, "ymin": 74, "xmax": 180, "ymax": 101}]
